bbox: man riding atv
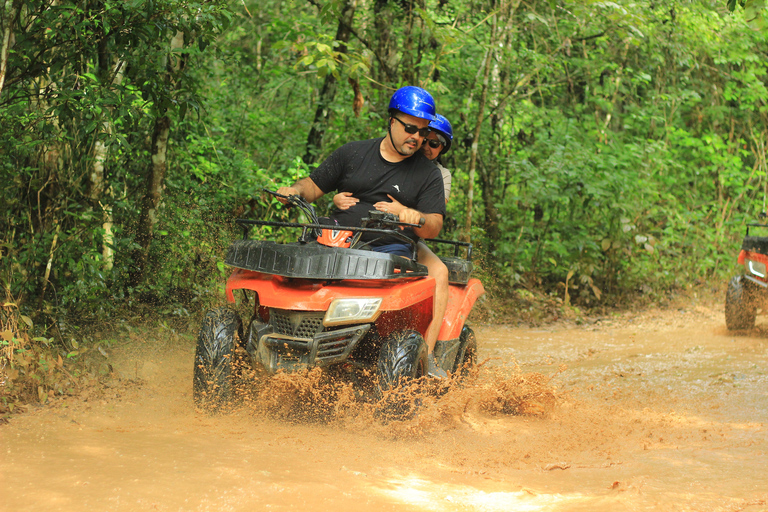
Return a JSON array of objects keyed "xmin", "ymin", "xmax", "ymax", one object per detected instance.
[
  {"xmin": 192, "ymin": 87, "xmax": 484, "ymax": 417},
  {"xmin": 277, "ymin": 86, "xmax": 450, "ymax": 377}
]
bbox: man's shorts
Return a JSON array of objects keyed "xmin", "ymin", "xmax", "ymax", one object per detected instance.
[{"xmin": 371, "ymin": 243, "xmax": 413, "ymax": 258}]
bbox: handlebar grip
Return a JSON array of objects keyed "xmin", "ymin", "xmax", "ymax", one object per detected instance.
[
  {"xmin": 263, "ymin": 188, "xmax": 301, "ymax": 206},
  {"xmin": 262, "ymin": 187, "xmax": 283, "ymax": 198}
]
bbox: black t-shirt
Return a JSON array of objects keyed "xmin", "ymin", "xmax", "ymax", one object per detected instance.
[{"xmin": 310, "ymin": 137, "xmax": 446, "ymax": 243}]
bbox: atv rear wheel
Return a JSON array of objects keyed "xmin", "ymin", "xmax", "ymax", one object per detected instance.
[
  {"xmin": 453, "ymin": 326, "xmax": 477, "ymax": 377},
  {"xmin": 376, "ymin": 330, "xmax": 428, "ymax": 419},
  {"xmin": 725, "ymin": 275, "xmax": 757, "ymax": 331},
  {"xmin": 193, "ymin": 306, "xmax": 243, "ymax": 412}
]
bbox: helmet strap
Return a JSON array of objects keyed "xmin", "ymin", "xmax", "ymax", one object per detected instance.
[{"xmin": 387, "ymin": 117, "xmax": 411, "ymax": 157}]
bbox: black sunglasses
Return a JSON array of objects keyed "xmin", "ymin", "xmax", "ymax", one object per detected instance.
[
  {"xmin": 392, "ymin": 116, "xmax": 431, "ymax": 138},
  {"xmin": 425, "ymin": 139, "xmax": 444, "ymax": 149}
]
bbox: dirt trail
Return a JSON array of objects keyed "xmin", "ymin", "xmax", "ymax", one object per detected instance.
[{"xmin": 2, "ymin": 302, "xmax": 768, "ymax": 512}]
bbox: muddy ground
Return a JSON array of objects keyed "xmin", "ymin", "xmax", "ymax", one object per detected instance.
[{"xmin": 1, "ymin": 300, "xmax": 767, "ymax": 512}]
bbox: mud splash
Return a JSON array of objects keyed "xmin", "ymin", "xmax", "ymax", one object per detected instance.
[{"xmin": 228, "ymin": 360, "xmax": 560, "ymax": 440}]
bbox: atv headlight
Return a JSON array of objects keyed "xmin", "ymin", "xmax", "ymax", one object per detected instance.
[
  {"xmin": 324, "ymin": 298, "xmax": 382, "ymax": 326},
  {"xmin": 747, "ymin": 259, "xmax": 767, "ymax": 279}
]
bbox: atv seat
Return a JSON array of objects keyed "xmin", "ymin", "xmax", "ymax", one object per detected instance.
[{"xmin": 440, "ymin": 257, "xmax": 473, "ymax": 285}]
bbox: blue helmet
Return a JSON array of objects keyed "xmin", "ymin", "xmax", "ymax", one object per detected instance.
[
  {"xmin": 429, "ymin": 114, "xmax": 453, "ymax": 153},
  {"xmin": 388, "ymin": 86, "xmax": 436, "ymax": 121}
]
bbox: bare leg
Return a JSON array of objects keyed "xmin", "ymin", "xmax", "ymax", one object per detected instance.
[{"xmin": 417, "ymin": 242, "xmax": 449, "ymax": 353}]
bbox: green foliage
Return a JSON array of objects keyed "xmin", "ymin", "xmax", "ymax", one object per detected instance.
[
  {"xmin": 1, "ymin": 0, "xmax": 235, "ymax": 317},
  {"xmin": 728, "ymin": 0, "xmax": 768, "ymax": 30},
  {"xmin": 2, "ymin": 0, "xmax": 768, "ymax": 331}
]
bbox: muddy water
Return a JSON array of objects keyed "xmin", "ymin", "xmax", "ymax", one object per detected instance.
[{"xmin": 2, "ymin": 304, "xmax": 768, "ymax": 512}]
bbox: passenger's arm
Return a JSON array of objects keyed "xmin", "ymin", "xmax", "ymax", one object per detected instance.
[
  {"xmin": 374, "ymin": 194, "xmax": 406, "ymax": 216},
  {"xmin": 334, "ymin": 192, "xmax": 359, "ymax": 210}
]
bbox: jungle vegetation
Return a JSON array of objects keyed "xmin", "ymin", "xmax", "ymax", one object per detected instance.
[{"xmin": 1, "ymin": 0, "xmax": 767, "ymax": 407}]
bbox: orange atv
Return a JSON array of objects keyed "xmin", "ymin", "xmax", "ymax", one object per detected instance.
[
  {"xmin": 725, "ymin": 215, "xmax": 768, "ymax": 330},
  {"xmin": 193, "ymin": 189, "xmax": 485, "ymax": 413}
]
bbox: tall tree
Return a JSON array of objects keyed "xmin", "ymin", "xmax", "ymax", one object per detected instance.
[
  {"xmin": 129, "ymin": 30, "xmax": 184, "ymax": 288},
  {"xmin": 464, "ymin": 0, "xmax": 499, "ymax": 242},
  {"xmin": 0, "ymin": 0, "xmax": 18, "ymax": 98},
  {"xmin": 303, "ymin": 0, "xmax": 358, "ymax": 164}
]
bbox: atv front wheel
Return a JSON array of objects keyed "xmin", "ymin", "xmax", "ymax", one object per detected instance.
[
  {"xmin": 193, "ymin": 306, "xmax": 243, "ymax": 412},
  {"xmin": 376, "ymin": 330, "xmax": 428, "ymax": 419},
  {"xmin": 453, "ymin": 326, "xmax": 477, "ymax": 377},
  {"xmin": 725, "ymin": 275, "xmax": 757, "ymax": 331}
]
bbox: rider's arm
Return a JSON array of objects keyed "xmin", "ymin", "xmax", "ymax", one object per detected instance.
[
  {"xmin": 276, "ymin": 177, "xmax": 325, "ymax": 203},
  {"xmin": 400, "ymin": 164, "xmax": 446, "ymax": 238},
  {"xmin": 399, "ymin": 210, "xmax": 443, "ymax": 239}
]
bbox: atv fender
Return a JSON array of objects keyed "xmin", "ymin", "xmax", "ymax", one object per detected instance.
[
  {"xmin": 437, "ymin": 278, "xmax": 485, "ymax": 341},
  {"xmin": 225, "ymin": 269, "xmax": 437, "ymax": 312}
]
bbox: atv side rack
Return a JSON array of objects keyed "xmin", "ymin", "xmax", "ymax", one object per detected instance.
[
  {"xmin": 424, "ymin": 237, "xmax": 475, "ymax": 285},
  {"xmin": 425, "ymin": 237, "xmax": 473, "ymax": 260}
]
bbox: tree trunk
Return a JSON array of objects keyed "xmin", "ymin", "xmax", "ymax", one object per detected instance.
[
  {"xmin": 91, "ymin": 59, "xmax": 124, "ymax": 271},
  {"xmin": 463, "ymin": 7, "xmax": 498, "ymax": 242},
  {"xmin": 373, "ymin": 0, "xmax": 397, "ymax": 83},
  {"xmin": 303, "ymin": 0, "xmax": 357, "ymax": 164},
  {"xmin": 129, "ymin": 115, "xmax": 171, "ymax": 288},
  {"xmin": 479, "ymin": 0, "xmax": 517, "ymax": 253},
  {"xmin": 0, "ymin": 0, "xmax": 18, "ymax": 98},
  {"xmin": 401, "ymin": 1, "xmax": 415, "ymax": 84},
  {"xmin": 91, "ymin": 131, "xmax": 115, "ymax": 270},
  {"xmin": 90, "ymin": 61, "xmax": 123, "ymax": 270},
  {"xmin": 128, "ymin": 31, "xmax": 184, "ymax": 288}
]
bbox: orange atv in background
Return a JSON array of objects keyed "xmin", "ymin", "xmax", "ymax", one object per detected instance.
[
  {"xmin": 725, "ymin": 215, "xmax": 768, "ymax": 330},
  {"xmin": 193, "ymin": 189, "xmax": 485, "ymax": 414}
]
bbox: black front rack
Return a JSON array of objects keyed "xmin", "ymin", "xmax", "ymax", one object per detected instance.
[
  {"xmin": 229, "ymin": 218, "xmax": 475, "ymax": 284},
  {"xmin": 224, "ymin": 239, "xmax": 428, "ymax": 281},
  {"xmin": 227, "ymin": 218, "xmax": 427, "ymax": 280}
]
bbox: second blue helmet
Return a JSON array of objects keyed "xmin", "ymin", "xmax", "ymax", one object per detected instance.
[{"xmin": 429, "ymin": 114, "xmax": 453, "ymax": 153}]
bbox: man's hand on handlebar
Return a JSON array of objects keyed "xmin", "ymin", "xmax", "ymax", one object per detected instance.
[
  {"xmin": 399, "ymin": 208, "xmax": 426, "ymax": 227},
  {"xmin": 274, "ymin": 186, "xmax": 300, "ymax": 204}
]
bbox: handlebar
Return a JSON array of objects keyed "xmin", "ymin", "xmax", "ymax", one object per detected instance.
[
  {"xmin": 365, "ymin": 210, "xmax": 424, "ymax": 229},
  {"xmin": 263, "ymin": 187, "xmax": 308, "ymax": 208}
]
